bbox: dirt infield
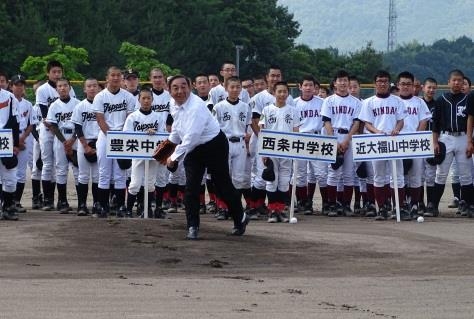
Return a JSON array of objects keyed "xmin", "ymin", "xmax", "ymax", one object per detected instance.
[{"xmin": 1, "ymin": 183, "xmax": 474, "ymax": 318}]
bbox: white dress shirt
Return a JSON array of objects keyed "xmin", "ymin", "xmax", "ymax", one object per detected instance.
[{"xmin": 169, "ymin": 93, "xmax": 220, "ymax": 161}]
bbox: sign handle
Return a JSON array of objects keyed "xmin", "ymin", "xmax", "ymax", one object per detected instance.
[
  {"xmin": 289, "ymin": 160, "xmax": 297, "ymax": 220},
  {"xmin": 144, "ymin": 160, "xmax": 149, "ymax": 219},
  {"xmin": 391, "ymin": 159, "xmax": 400, "ymax": 223}
]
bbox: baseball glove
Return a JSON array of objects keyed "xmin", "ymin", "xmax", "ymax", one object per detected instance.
[{"xmin": 152, "ymin": 139, "xmax": 177, "ymax": 165}]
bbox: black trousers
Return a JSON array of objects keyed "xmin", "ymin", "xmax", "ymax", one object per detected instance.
[{"xmin": 184, "ymin": 131, "xmax": 243, "ymax": 229}]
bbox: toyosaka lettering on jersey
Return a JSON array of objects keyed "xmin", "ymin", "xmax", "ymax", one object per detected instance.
[
  {"xmin": 55, "ymin": 111, "xmax": 73, "ymax": 122},
  {"xmin": 81, "ymin": 112, "xmax": 96, "ymax": 122},
  {"xmin": 104, "ymin": 100, "xmax": 128, "ymax": 113},
  {"xmin": 134, "ymin": 120, "xmax": 160, "ymax": 131},
  {"xmin": 331, "ymin": 105, "xmax": 354, "ymax": 116},
  {"xmin": 151, "ymin": 102, "xmax": 170, "ymax": 112},
  {"xmin": 372, "ymin": 106, "xmax": 397, "ymax": 116}
]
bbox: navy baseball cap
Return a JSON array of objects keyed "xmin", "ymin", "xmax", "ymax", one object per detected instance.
[
  {"xmin": 123, "ymin": 69, "xmax": 139, "ymax": 79},
  {"xmin": 10, "ymin": 74, "xmax": 26, "ymax": 85}
]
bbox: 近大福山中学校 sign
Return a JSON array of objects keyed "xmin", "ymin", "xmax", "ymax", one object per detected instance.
[
  {"xmin": 352, "ymin": 131, "xmax": 434, "ymax": 161},
  {"xmin": 257, "ymin": 129, "xmax": 337, "ymax": 162},
  {"xmin": 106, "ymin": 131, "xmax": 169, "ymax": 159}
]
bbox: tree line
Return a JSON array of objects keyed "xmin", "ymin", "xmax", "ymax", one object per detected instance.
[{"xmin": 1, "ymin": 1, "xmax": 473, "ymax": 83}]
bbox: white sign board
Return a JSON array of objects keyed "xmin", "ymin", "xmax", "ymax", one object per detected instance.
[
  {"xmin": 0, "ymin": 129, "xmax": 13, "ymax": 157},
  {"xmin": 352, "ymin": 131, "xmax": 433, "ymax": 161},
  {"xmin": 257, "ymin": 129, "xmax": 337, "ymax": 162},
  {"xmin": 106, "ymin": 131, "xmax": 169, "ymax": 159}
]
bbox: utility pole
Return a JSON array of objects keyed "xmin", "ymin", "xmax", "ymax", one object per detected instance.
[
  {"xmin": 387, "ymin": 0, "xmax": 397, "ymax": 52},
  {"xmin": 235, "ymin": 45, "xmax": 243, "ymax": 76}
]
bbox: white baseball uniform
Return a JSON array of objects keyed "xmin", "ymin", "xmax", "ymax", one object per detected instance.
[
  {"xmin": 0, "ymin": 89, "xmax": 19, "ymax": 193},
  {"xmin": 123, "ymin": 109, "xmax": 165, "ymax": 194},
  {"xmin": 93, "ymin": 88, "xmax": 136, "ymax": 189},
  {"xmin": 321, "ymin": 93, "xmax": 362, "ymax": 187},
  {"xmin": 259, "ymin": 103, "xmax": 300, "ymax": 192},
  {"xmin": 16, "ymin": 97, "xmax": 37, "ymax": 183},
  {"xmin": 71, "ymin": 98, "xmax": 100, "ymax": 185},
  {"xmin": 213, "ymin": 98, "xmax": 252, "ymax": 189},
  {"xmin": 209, "ymin": 84, "xmax": 250, "ymax": 105},
  {"xmin": 359, "ymin": 94, "xmax": 407, "ymax": 188},
  {"xmin": 46, "ymin": 97, "xmax": 79, "ymax": 185}
]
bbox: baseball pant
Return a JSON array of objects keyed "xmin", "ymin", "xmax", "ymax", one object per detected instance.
[
  {"xmin": 228, "ymin": 140, "xmax": 251, "ymax": 189},
  {"xmin": 54, "ymin": 135, "xmax": 78, "ymax": 185},
  {"xmin": 16, "ymin": 135, "xmax": 33, "ymax": 184},
  {"xmin": 129, "ymin": 159, "xmax": 158, "ymax": 195},
  {"xmin": 435, "ymin": 134, "xmax": 472, "ymax": 185},
  {"xmin": 265, "ymin": 158, "xmax": 292, "ymax": 193},
  {"xmin": 97, "ymin": 131, "xmax": 127, "ymax": 189},
  {"xmin": 77, "ymin": 140, "xmax": 99, "ymax": 184},
  {"xmin": 372, "ymin": 159, "xmax": 404, "ymax": 188}
]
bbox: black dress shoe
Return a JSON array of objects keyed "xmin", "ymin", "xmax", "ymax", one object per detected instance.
[
  {"xmin": 232, "ymin": 213, "xmax": 250, "ymax": 236},
  {"xmin": 186, "ymin": 226, "xmax": 199, "ymax": 240}
]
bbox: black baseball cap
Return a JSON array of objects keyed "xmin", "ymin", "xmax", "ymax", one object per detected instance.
[
  {"xmin": 10, "ymin": 74, "xmax": 26, "ymax": 85},
  {"xmin": 123, "ymin": 69, "xmax": 139, "ymax": 79}
]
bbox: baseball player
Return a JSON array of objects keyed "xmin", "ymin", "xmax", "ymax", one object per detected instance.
[
  {"xmin": 193, "ymin": 74, "xmax": 215, "ymax": 214},
  {"xmin": 36, "ymin": 60, "xmax": 76, "ymax": 211},
  {"xmin": 293, "ymin": 75, "xmax": 325, "ymax": 214},
  {"xmin": 123, "ymin": 69, "xmax": 140, "ymax": 97},
  {"xmin": 421, "ymin": 77, "xmax": 438, "ymax": 216},
  {"xmin": 432, "ymin": 69, "xmax": 473, "ymax": 217},
  {"xmin": 259, "ymin": 81, "xmax": 300, "ymax": 223},
  {"xmin": 249, "ymin": 65, "xmax": 295, "ymax": 217},
  {"xmin": 93, "ymin": 66, "xmax": 136, "ymax": 218},
  {"xmin": 46, "ymin": 78, "xmax": 79, "ymax": 213},
  {"xmin": 208, "ymin": 74, "xmax": 220, "ymax": 89},
  {"xmin": 321, "ymin": 70, "xmax": 362, "ymax": 217},
  {"xmin": 397, "ymin": 71, "xmax": 431, "ymax": 219},
  {"xmin": 0, "ymin": 76, "xmax": 20, "ymax": 220},
  {"xmin": 71, "ymin": 78, "xmax": 101, "ymax": 216},
  {"xmin": 10, "ymin": 75, "xmax": 36, "ymax": 213},
  {"xmin": 144, "ymin": 68, "xmax": 174, "ymax": 217},
  {"xmin": 212, "ymin": 76, "xmax": 252, "ymax": 220},
  {"xmin": 358, "ymin": 70, "xmax": 407, "ymax": 220},
  {"xmin": 124, "ymin": 88, "xmax": 166, "ymax": 218},
  {"xmin": 209, "ymin": 61, "xmax": 250, "ymax": 105}
]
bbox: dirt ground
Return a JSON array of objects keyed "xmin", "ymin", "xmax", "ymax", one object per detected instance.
[{"xmin": 1, "ymin": 183, "xmax": 474, "ymax": 319}]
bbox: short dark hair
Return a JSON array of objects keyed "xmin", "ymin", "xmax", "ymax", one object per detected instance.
[
  {"xmin": 268, "ymin": 64, "xmax": 281, "ymax": 74},
  {"xmin": 349, "ymin": 75, "xmax": 360, "ymax": 84},
  {"xmin": 334, "ymin": 70, "xmax": 350, "ymax": 81},
  {"xmin": 449, "ymin": 69, "xmax": 464, "ymax": 79},
  {"xmin": 253, "ymin": 75, "xmax": 267, "ymax": 83},
  {"xmin": 56, "ymin": 77, "xmax": 70, "ymax": 85},
  {"xmin": 221, "ymin": 61, "xmax": 235, "ymax": 70},
  {"xmin": 374, "ymin": 70, "xmax": 391, "ymax": 82},
  {"xmin": 397, "ymin": 71, "xmax": 415, "ymax": 83},
  {"xmin": 423, "ymin": 77, "xmax": 437, "ymax": 85},
  {"xmin": 194, "ymin": 73, "xmax": 208, "ymax": 82},
  {"xmin": 138, "ymin": 86, "xmax": 153, "ymax": 99},
  {"xmin": 168, "ymin": 74, "xmax": 191, "ymax": 87},
  {"xmin": 47, "ymin": 60, "xmax": 63, "ymax": 72},
  {"xmin": 464, "ymin": 76, "xmax": 472, "ymax": 87},
  {"xmin": 299, "ymin": 75, "xmax": 317, "ymax": 86},
  {"xmin": 273, "ymin": 81, "xmax": 288, "ymax": 91},
  {"xmin": 225, "ymin": 76, "xmax": 241, "ymax": 87}
]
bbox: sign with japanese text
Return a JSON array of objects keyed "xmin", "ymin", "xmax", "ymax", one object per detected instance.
[
  {"xmin": 257, "ymin": 129, "xmax": 337, "ymax": 162},
  {"xmin": 0, "ymin": 129, "xmax": 13, "ymax": 157},
  {"xmin": 352, "ymin": 131, "xmax": 433, "ymax": 161},
  {"xmin": 106, "ymin": 131, "xmax": 169, "ymax": 159}
]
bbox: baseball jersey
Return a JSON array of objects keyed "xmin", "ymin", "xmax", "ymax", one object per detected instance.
[
  {"xmin": 250, "ymin": 89, "xmax": 295, "ymax": 116},
  {"xmin": 294, "ymin": 96, "xmax": 324, "ymax": 133},
  {"xmin": 213, "ymin": 99, "xmax": 251, "ymax": 138},
  {"xmin": 359, "ymin": 94, "xmax": 407, "ymax": 133},
  {"xmin": 209, "ymin": 84, "xmax": 250, "ymax": 105},
  {"xmin": 92, "ymin": 88, "xmax": 136, "ymax": 131},
  {"xmin": 320, "ymin": 94, "xmax": 362, "ymax": 131},
  {"xmin": 399, "ymin": 96, "xmax": 431, "ymax": 133},
  {"xmin": 124, "ymin": 108, "xmax": 165, "ymax": 133},
  {"xmin": 135, "ymin": 88, "xmax": 171, "ymax": 133},
  {"xmin": 71, "ymin": 99, "xmax": 100, "ymax": 139},
  {"xmin": 259, "ymin": 104, "xmax": 301, "ymax": 132},
  {"xmin": 17, "ymin": 98, "xmax": 36, "ymax": 131},
  {"xmin": 46, "ymin": 97, "xmax": 80, "ymax": 131},
  {"xmin": 432, "ymin": 92, "xmax": 468, "ymax": 133},
  {"xmin": 35, "ymin": 81, "xmax": 76, "ymax": 108},
  {"xmin": 0, "ymin": 89, "xmax": 19, "ymax": 128}
]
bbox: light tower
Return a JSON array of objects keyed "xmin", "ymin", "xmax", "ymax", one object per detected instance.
[{"xmin": 387, "ymin": 0, "xmax": 397, "ymax": 51}]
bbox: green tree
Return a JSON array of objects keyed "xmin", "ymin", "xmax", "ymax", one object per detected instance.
[
  {"xmin": 20, "ymin": 37, "xmax": 89, "ymax": 80},
  {"xmin": 118, "ymin": 42, "xmax": 180, "ymax": 80}
]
